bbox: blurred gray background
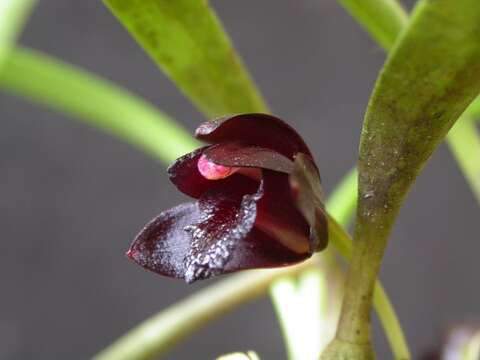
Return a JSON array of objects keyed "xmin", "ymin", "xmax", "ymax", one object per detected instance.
[{"xmin": 1, "ymin": 1, "xmax": 478, "ymax": 359}]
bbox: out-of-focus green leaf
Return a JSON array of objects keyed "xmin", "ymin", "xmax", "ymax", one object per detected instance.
[
  {"xmin": 447, "ymin": 115, "xmax": 480, "ymax": 204},
  {"xmin": 0, "ymin": 0, "xmax": 36, "ymax": 68},
  {"xmin": 103, "ymin": 0, "xmax": 268, "ymax": 118},
  {"xmin": 0, "ymin": 47, "xmax": 199, "ymax": 163},
  {"xmin": 338, "ymin": 0, "xmax": 407, "ymax": 50}
]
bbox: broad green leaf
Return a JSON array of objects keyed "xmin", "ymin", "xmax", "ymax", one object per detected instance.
[
  {"xmin": 103, "ymin": 0, "xmax": 268, "ymax": 118},
  {"xmin": 339, "ymin": 0, "xmax": 480, "ymax": 208},
  {"xmin": 0, "ymin": 0, "xmax": 36, "ymax": 68},
  {"xmin": 359, "ymin": 0, "xmax": 480, "ymax": 223},
  {"xmin": 0, "ymin": 47, "xmax": 199, "ymax": 163},
  {"xmin": 328, "ymin": 1, "xmax": 480, "ymax": 357}
]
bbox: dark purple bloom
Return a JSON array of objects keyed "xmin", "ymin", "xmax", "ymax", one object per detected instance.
[{"xmin": 127, "ymin": 114, "xmax": 327, "ymax": 283}]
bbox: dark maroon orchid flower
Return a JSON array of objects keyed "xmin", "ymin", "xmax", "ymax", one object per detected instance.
[{"xmin": 127, "ymin": 114, "xmax": 328, "ymax": 283}]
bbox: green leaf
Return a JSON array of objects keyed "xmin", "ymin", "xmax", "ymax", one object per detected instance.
[
  {"xmin": 446, "ymin": 115, "xmax": 480, "ymax": 204},
  {"xmin": 327, "ymin": 0, "xmax": 480, "ymax": 357},
  {"xmin": 359, "ymin": 0, "xmax": 480, "ymax": 225},
  {"xmin": 339, "ymin": 0, "xmax": 407, "ymax": 50},
  {"xmin": 0, "ymin": 47, "xmax": 199, "ymax": 163},
  {"xmin": 0, "ymin": 0, "xmax": 36, "ymax": 68},
  {"xmin": 339, "ymin": 0, "xmax": 480, "ymax": 207},
  {"xmin": 466, "ymin": 98, "xmax": 480, "ymax": 121},
  {"xmin": 103, "ymin": 0, "xmax": 268, "ymax": 117}
]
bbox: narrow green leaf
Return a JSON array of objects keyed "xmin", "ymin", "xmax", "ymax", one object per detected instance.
[
  {"xmin": 338, "ymin": 0, "xmax": 407, "ymax": 50},
  {"xmin": 446, "ymin": 115, "xmax": 480, "ymax": 204},
  {"xmin": 0, "ymin": 47, "xmax": 199, "ymax": 163},
  {"xmin": 0, "ymin": 0, "xmax": 36, "ymax": 68},
  {"xmin": 103, "ymin": 0, "xmax": 268, "ymax": 117},
  {"xmin": 466, "ymin": 98, "xmax": 480, "ymax": 122}
]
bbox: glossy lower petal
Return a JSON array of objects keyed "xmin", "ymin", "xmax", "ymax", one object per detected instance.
[
  {"xmin": 195, "ymin": 113, "xmax": 313, "ymax": 159},
  {"xmin": 224, "ymin": 227, "xmax": 309, "ymax": 272},
  {"xmin": 203, "ymin": 141, "xmax": 294, "ymax": 173},
  {"xmin": 127, "ymin": 202, "xmax": 201, "ymax": 279},
  {"xmin": 183, "ymin": 176, "xmax": 260, "ymax": 282}
]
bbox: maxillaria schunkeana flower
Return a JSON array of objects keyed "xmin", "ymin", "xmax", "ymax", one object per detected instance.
[{"xmin": 127, "ymin": 114, "xmax": 328, "ymax": 283}]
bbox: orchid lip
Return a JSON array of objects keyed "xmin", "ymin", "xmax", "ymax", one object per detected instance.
[{"xmin": 197, "ymin": 153, "xmax": 239, "ymax": 180}]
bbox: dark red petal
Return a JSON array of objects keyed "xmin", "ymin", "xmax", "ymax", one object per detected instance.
[
  {"xmin": 255, "ymin": 170, "xmax": 312, "ymax": 254},
  {"xmin": 195, "ymin": 114, "xmax": 313, "ymax": 159},
  {"xmin": 186, "ymin": 175, "xmax": 310, "ymax": 280},
  {"xmin": 183, "ymin": 177, "xmax": 260, "ymax": 282},
  {"xmin": 289, "ymin": 153, "xmax": 328, "ymax": 251},
  {"xmin": 168, "ymin": 146, "xmax": 253, "ymax": 199},
  {"xmin": 127, "ymin": 202, "xmax": 201, "ymax": 279},
  {"xmin": 128, "ymin": 174, "xmax": 311, "ymax": 282},
  {"xmin": 167, "ymin": 146, "xmax": 213, "ymax": 198},
  {"xmin": 203, "ymin": 142, "xmax": 294, "ymax": 173},
  {"xmin": 224, "ymin": 227, "xmax": 309, "ymax": 272}
]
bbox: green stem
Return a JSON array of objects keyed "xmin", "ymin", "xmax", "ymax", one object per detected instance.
[
  {"xmin": 446, "ymin": 115, "xmax": 480, "ymax": 204},
  {"xmin": 270, "ymin": 169, "xmax": 358, "ymax": 360},
  {"xmin": 93, "ymin": 168, "xmax": 407, "ymax": 360},
  {"xmin": 327, "ymin": 215, "xmax": 409, "ymax": 360},
  {"xmin": 93, "ymin": 261, "xmax": 315, "ymax": 360},
  {"xmin": 270, "ymin": 269, "xmax": 327, "ymax": 360}
]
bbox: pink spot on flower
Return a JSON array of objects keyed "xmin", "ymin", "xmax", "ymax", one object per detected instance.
[{"xmin": 197, "ymin": 154, "xmax": 239, "ymax": 180}]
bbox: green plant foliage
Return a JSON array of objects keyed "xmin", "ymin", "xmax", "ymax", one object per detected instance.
[
  {"xmin": 0, "ymin": 47, "xmax": 199, "ymax": 163},
  {"xmin": 359, "ymin": 0, "xmax": 480, "ymax": 234},
  {"xmin": 339, "ymin": 0, "xmax": 407, "ymax": 50},
  {"xmin": 325, "ymin": 1, "xmax": 480, "ymax": 358},
  {"xmin": 447, "ymin": 116, "xmax": 480, "ymax": 203},
  {"xmin": 103, "ymin": 0, "xmax": 268, "ymax": 118}
]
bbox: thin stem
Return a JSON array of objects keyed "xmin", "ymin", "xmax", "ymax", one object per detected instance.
[
  {"xmin": 271, "ymin": 269, "xmax": 326, "ymax": 360},
  {"xmin": 93, "ymin": 168, "xmax": 408, "ymax": 360},
  {"xmin": 270, "ymin": 277, "xmax": 306, "ymax": 360},
  {"xmin": 446, "ymin": 115, "xmax": 480, "ymax": 204},
  {"xmin": 92, "ymin": 261, "xmax": 315, "ymax": 360},
  {"xmin": 328, "ymin": 214, "xmax": 410, "ymax": 360},
  {"xmin": 372, "ymin": 285, "xmax": 408, "ymax": 360},
  {"xmin": 270, "ymin": 169, "xmax": 358, "ymax": 359}
]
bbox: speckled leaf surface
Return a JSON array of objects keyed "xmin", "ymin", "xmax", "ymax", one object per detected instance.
[{"xmin": 358, "ymin": 0, "xmax": 480, "ymax": 224}]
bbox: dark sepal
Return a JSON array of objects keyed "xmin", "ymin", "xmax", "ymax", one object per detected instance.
[
  {"xmin": 195, "ymin": 114, "xmax": 313, "ymax": 159},
  {"xmin": 289, "ymin": 153, "xmax": 328, "ymax": 252}
]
